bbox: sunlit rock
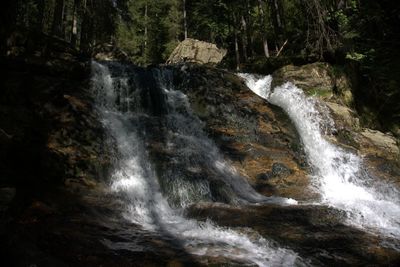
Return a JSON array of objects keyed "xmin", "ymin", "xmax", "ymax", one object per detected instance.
[
  {"xmin": 272, "ymin": 62, "xmax": 353, "ymax": 106},
  {"xmin": 167, "ymin": 38, "xmax": 227, "ymax": 65}
]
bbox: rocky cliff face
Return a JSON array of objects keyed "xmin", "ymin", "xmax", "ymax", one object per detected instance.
[
  {"xmin": 0, "ymin": 57, "xmax": 112, "ymax": 193},
  {"xmin": 271, "ymin": 62, "xmax": 354, "ymax": 106},
  {"xmin": 1, "ymin": 55, "xmax": 399, "ymax": 266},
  {"xmin": 276, "ymin": 62, "xmax": 399, "ymax": 182},
  {"xmin": 169, "ymin": 64, "xmax": 312, "ymax": 201},
  {"xmin": 169, "ymin": 63, "xmax": 400, "ymax": 266},
  {"xmin": 0, "ymin": 55, "xmax": 132, "ymax": 266}
]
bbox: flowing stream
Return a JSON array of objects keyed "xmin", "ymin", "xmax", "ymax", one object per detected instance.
[
  {"xmin": 239, "ymin": 73, "xmax": 400, "ymax": 239},
  {"xmin": 91, "ymin": 61, "xmax": 304, "ymax": 267}
]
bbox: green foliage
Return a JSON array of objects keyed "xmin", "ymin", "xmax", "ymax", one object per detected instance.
[
  {"xmin": 345, "ymin": 52, "xmax": 365, "ymax": 62},
  {"xmin": 115, "ymin": 0, "xmax": 183, "ymax": 65}
]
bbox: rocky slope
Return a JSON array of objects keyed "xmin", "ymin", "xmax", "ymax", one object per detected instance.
[
  {"xmin": 173, "ymin": 63, "xmax": 400, "ymax": 265},
  {"xmin": 168, "ymin": 64, "xmax": 312, "ymax": 201},
  {"xmin": 1, "ymin": 53, "xmax": 399, "ymax": 266},
  {"xmin": 271, "ymin": 62, "xmax": 399, "ymax": 187},
  {"xmin": 0, "ymin": 55, "xmax": 202, "ymax": 266}
]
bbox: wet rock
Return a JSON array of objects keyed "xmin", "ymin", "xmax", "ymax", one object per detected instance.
[
  {"xmin": 257, "ymin": 163, "xmax": 292, "ymax": 180},
  {"xmin": 168, "ymin": 64, "xmax": 313, "ymax": 201},
  {"xmin": 0, "ymin": 55, "xmax": 118, "ymax": 265},
  {"xmin": 271, "ymin": 162, "xmax": 293, "ymax": 177},
  {"xmin": 3, "ymin": 53, "xmax": 398, "ymax": 267},
  {"xmin": 188, "ymin": 203, "xmax": 400, "ymax": 267},
  {"xmin": 256, "ymin": 172, "xmax": 272, "ymax": 180},
  {"xmin": 1, "ymin": 188, "xmax": 202, "ymax": 267}
]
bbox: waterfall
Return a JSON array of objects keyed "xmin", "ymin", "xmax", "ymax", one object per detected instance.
[
  {"xmin": 91, "ymin": 61, "xmax": 304, "ymax": 267},
  {"xmin": 239, "ymin": 73, "xmax": 400, "ymax": 239}
]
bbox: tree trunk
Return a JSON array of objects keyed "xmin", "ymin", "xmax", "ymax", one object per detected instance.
[
  {"xmin": 183, "ymin": 0, "xmax": 188, "ymax": 39},
  {"xmin": 52, "ymin": 0, "xmax": 65, "ymax": 37},
  {"xmin": 80, "ymin": 0, "xmax": 93, "ymax": 53},
  {"xmin": 70, "ymin": 0, "xmax": 80, "ymax": 47},
  {"xmin": 257, "ymin": 0, "xmax": 270, "ymax": 58},
  {"xmin": 37, "ymin": 0, "xmax": 46, "ymax": 31},
  {"xmin": 271, "ymin": 0, "xmax": 283, "ymax": 29},
  {"xmin": 144, "ymin": 2, "xmax": 148, "ymax": 63},
  {"xmin": 269, "ymin": 0, "xmax": 284, "ymax": 45},
  {"xmin": 303, "ymin": 0, "xmax": 334, "ymax": 58},
  {"xmin": 233, "ymin": 13, "xmax": 240, "ymax": 71},
  {"xmin": 1, "ymin": 0, "xmax": 18, "ymax": 55},
  {"xmin": 241, "ymin": 15, "xmax": 248, "ymax": 62},
  {"xmin": 246, "ymin": 0, "xmax": 254, "ymax": 57}
]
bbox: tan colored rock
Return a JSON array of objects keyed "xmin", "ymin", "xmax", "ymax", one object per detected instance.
[
  {"xmin": 272, "ymin": 62, "xmax": 334, "ymax": 94},
  {"xmin": 360, "ymin": 129, "xmax": 399, "ymax": 156},
  {"xmin": 326, "ymin": 101, "xmax": 360, "ymax": 130},
  {"xmin": 272, "ymin": 62, "xmax": 353, "ymax": 105},
  {"xmin": 335, "ymin": 73, "xmax": 354, "ymax": 106},
  {"xmin": 167, "ymin": 38, "xmax": 227, "ymax": 65}
]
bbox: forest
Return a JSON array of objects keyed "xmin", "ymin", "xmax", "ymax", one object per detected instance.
[
  {"xmin": 1, "ymin": 0, "xmax": 399, "ymax": 132},
  {"xmin": 3, "ymin": 0, "xmax": 399, "ymax": 64}
]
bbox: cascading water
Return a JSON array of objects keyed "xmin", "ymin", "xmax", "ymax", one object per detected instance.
[
  {"xmin": 239, "ymin": 73, "xmax": 400, "ymax": 239},
  {"xmin": 91, "ymin": 61, "xmax": 304, "ymax": 267},
  {"xmin": 153, "ymin": 69, "xmax": 297, "ymax": 208}
]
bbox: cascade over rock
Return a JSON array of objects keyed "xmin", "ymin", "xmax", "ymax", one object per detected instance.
[
  {"xmin": 166, "ymin": 38, "xmax": 227, "ymax": 65},
  {"xmin": 241, "ymin": 72, "xmax": 400, "ymax": 242},
  {"xmin": 270, "ymin": 62, "xmax": 399, "ymax": 182},
  {"xmin": 271, "ymin": 62, "xmax": 353, "ymax": 106},
  {"xmin": 171, "ymin": 64, "xmax": 313, "ymax": 201},
  {"xmin": 1, "ymin": 50, "xmax": 399, "ymax": 266},
  {"xmin": 0, "ymin": 56, "xmax": 111, "ymax": 191}
]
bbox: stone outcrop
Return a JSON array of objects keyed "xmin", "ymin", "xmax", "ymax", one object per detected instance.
[
  {"xmin": 0, "ymin": 57, "xmax": 112, "ymax": 192},
  {"xmin": 272, "ymin": 62, "xmax": 334, "ymax": 92},
  {"xmin": 326, "ymin": 101, "xmax": 360, "ymax": 130},
  {"xmin": 272, "ymin": 62, "xmax": 353, "ymax": 106},
  {"xmin": 188, "ymin": 203, "xmax": 400, "ymax": 266},
  {"xmin": 167, "ymin": 38, "xmax": 227, "ymax": 65},
  {"xmin": 271, "ymin": 62, "xmax": 399, "ymax": 165},
  {"xmin": 1, "ymin": 55, "xmax": 206, "ymax": 267},
  {"xmin": 170, "ymin": 64, "xmax": 313, "ymax": 201},
  {"xmin": 360, "ymin": 129, "xmax": 399, "ymax": 156}
]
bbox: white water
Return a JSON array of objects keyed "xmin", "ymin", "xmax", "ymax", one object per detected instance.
[
  {"xmin": 239, "ymin": 73, "xmax": 400, "ymax": 238},
  {"xmin": 153, "ymin": 69, "xmax": 297, "ymax": 208},
  {"xmin": 91, "ymin": 62, "xmax": 303, "ymax": 267}
]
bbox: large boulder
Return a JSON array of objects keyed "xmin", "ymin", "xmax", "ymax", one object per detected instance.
[
  {"xmin": 166, "ymin": 38, "xmax": 227, "ymax": 65},
  {"xmin": 272, "ymin": 62, "xmax": 333, "ymax": 92},
  {"xmin": 272, "ymin": 62, "xmax": 353, "ymax": 106},
  {"xmin": 360, "ymin": 129, "xmax": 399, "ymax": 156}
]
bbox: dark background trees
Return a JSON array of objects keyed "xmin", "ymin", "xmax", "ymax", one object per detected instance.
[
  {"xmin": 1, "ymin": 0, "xmax": 399, "ymax": 132},
  {"xmin": 3, "ymin": 0, "xmax": 397, "ymax": 68}
]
